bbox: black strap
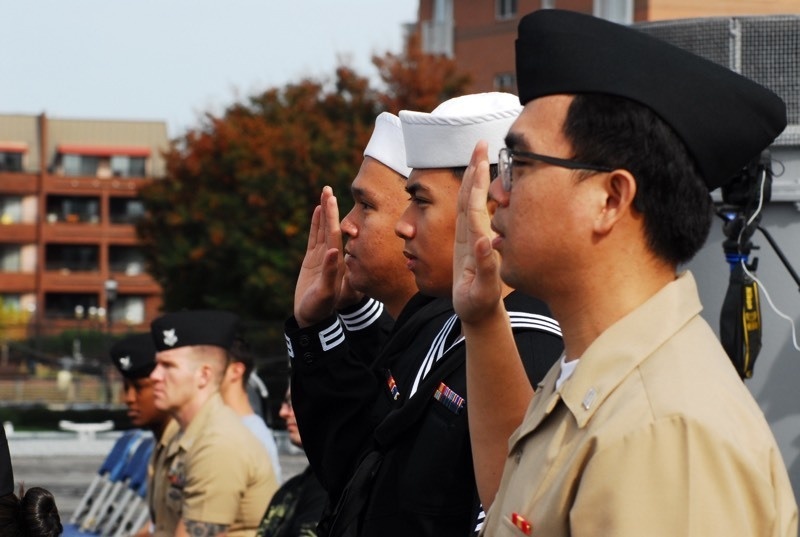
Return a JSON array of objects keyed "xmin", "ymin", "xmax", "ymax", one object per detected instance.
[{"xmin": 720, "ymin": 261, "xmax": 762, "ymax": 379}]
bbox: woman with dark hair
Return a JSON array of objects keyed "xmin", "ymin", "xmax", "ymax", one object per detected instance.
[
  {"xmin": 1, "ymin": 426, "xmax": 62, "ymax": 536},
  {"xmin": 0, "ymin": 486, "xmax": 63, "ymax": 537}
]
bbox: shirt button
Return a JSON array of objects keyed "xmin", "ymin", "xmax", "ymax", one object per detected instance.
[
  {"xmin": 303, "ymin": 352, "xmax": 314, "ymax": 364},
  {"xmin": 299, "ymin": 335, "xmax": 310, "ymax": 347}
]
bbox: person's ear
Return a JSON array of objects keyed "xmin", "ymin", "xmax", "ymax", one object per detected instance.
[
  {"xmin": 228, "ymin": 361, "xmax": 245, "ymax": 381},
  {"xmin": 198, "ymin": 363, "xmax": 215, "ymax": 389},
  {"xmin": 593, "ymin": 169, "xmax": 637, "ymax": 235}
]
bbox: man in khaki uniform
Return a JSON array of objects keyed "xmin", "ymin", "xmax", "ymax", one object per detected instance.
[
  {"xmin": 108, "ymin": 333, "xmax": 180, "ymax": 537},
  {"xmin": 148, "ymin": 310, "xmax": 278, "ymax": 537},
  {"xmin": 452, "ymin": 9, "xmax": 798, "ymax": 537},
  {"xmin": 146, "ymin": 417, "xmax": 180, "ymax": 536}
]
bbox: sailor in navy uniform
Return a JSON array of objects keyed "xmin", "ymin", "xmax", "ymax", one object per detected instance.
[{"xmin": 288, "ymin": 94, "xmax": 563, "ymax": 537}]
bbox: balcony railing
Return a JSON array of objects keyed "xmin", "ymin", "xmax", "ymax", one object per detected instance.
[
  {"xmin": 108, "ymin": 213, "xmax": 143, "ymax": 225},
  {"xmin": 45, "ymin": 212, "xmax": 101, "ymax": 224},
  {"xmin": 44, "ymin": 262, "xmax": 99, "ymax": 273}
]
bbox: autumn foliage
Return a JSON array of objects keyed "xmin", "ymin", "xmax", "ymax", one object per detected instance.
[
  {"xmin": 375, "ymin": 33, "xmax": 472, "ymax": 114},
  {"xmin": 137, "ymin": 42, "xmax": 471, "ymax": 323}
]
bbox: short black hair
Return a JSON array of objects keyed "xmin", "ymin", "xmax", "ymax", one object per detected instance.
[
  {"xmin": 450, "ymin": 164, "xmax": 499, "ymax": 182},
  {"xmin": 227, "ymin": 336, "xmax": 255, "ymax": 389},
  {"xmin": 564, "ymin": 93, "xmax": 712, "ymax": 266}
]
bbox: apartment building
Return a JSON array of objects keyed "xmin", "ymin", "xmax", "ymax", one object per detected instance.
[
  {"xmin": 0, "ymin": 113, "xmax": 167, "ymax": 339},
  {"xmin": 416, "ymin": 0, "xmax": 800, "ymax": 95}
]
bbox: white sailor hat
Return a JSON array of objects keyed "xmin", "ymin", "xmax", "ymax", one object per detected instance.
[
  {"xmin": 400, "ymin": 92, "xmax": 522, "ymax": 169},
  {"xmin": 363, "ymin": 112, "xmax": 412, "ymax": 178}
]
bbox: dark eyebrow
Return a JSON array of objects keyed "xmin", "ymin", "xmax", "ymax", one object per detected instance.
[
  {"xmin": 504, "ymin": 132, "xmax": 527, "ymax": 151},
  {"xmin": 350, "ymin": 185, "xmax": 366, "ymax": 199},
  {"xmin": 405, "ymin": 182, "xmax": 428, "ymax": 196}
]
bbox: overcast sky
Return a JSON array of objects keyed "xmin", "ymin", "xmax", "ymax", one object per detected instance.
[{"xmin": 1, "ymin": 0, "xmax": 418, "ymax": 137}]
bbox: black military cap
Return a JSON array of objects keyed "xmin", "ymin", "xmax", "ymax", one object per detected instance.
[
  {"xmin": 515, "ymin": 9, "xmax": 787, "ymax": 191},
  {"xmin": 1, "ymin": 426, "xmax": 13, "ymax": 496},
  {"xmin": 109, "ymin": 333, "xmax": 157, "ymax": 379},
  {"xmin": 151, "ymin": 310, "xmax": 239, "ymax": 352}
]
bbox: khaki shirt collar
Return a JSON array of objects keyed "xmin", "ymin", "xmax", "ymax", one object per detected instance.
[
  {"xmin": 159, "ymin": 419, "xmax": 180, "ymax": 448},
  {"xmin": 166, "ymin": 392, "xmax": 224, "ymax": 457},
  {"xmin": 511, "ymin": 271, "xmax": 703, "ymax": 446}
]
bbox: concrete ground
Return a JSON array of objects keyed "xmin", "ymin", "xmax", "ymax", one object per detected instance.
[{"xmin": 7, "ymin": 431, "xmax": 309, "ymax": 521}]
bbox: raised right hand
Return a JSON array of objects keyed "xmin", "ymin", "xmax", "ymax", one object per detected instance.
[
  {"xmin": 294, "ymin": 186, "xmax": 345, "ymax": 327},
  {"xmin": 453, "ymin": 141, "xmax": 505, "ymax": 325}
]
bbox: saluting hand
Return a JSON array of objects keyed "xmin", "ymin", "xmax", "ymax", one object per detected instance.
[
  {"xmin": 294, "ymin": 186, "xmax": 345, "ymax": 328},
  {"xmin": 453, "ymin": 141, "xmax": 505, "ymax": 325}
]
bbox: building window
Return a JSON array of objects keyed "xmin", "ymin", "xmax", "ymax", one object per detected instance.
[
  {"xmin": 0, "ymin": 244, "xmax": 35, "ymax": 272},
  {"xmin": 63, "ymin": 154, "xmax": 100, "ymax": 177},
  {"xmin": 494, "ymin": 72, "xmax": 517, "ymax": 92},
  {"xmin": 0, "ymin": 294, "xmax": 21, "ymax": 311},
  {"xmin": 423, "ymin": 0, "xmax": 454, "ymax": 57},
  {"xmin": 1, "ymin": 294, "xmax": 36, "ymax": 329},
  {"xmin": 496, "ymin": 0, "xmax": 518, "ymax": 20},
  {"xmin": 0, "ymin": 152, "xmax": 23, "ymax": 172},
  {"xmin": 0, "ymin": 196, "xmax": 22, "ymax": 224},
  {"xmin": 45, "ymin": 244, "xmax": 99, "ymax": 272},
  {"xmin": 110, "ymin": 295, "xmax": 145, "ymax": 325},
  {"xmin": 45, "ymin": 195, "xmax": 100, "ymax": 223},
  {"xmin": 594, "ymin": 0, "xmax": 633, "ymax": 24},
  {"xmin": 57, "ymin": 145, "xmax": 151, "ymax": 178},
  {"xmin": 433, "ymin": 0, "xmax": 452, "ymax": 22},
  {"xmin": 0, "ymin": 245, "xmax": 21, "ymax": 272},
  {"xmin": 44, "ymin": 293, "xmax": 98, "ymax": 320},
  {"xmin": 1, "ymin": 196, "xmax": 36, "ymax": 224},
  {"xmin": 109, "ymin": 197, "xmax": 146, "ymax": 224},
  {"xmin": 111, "ymin": 155, "xmax": 146, "ymax": 177},
  {"xmin": 109, "ymin": 246, "xmax": 146, "ymax": 275}
]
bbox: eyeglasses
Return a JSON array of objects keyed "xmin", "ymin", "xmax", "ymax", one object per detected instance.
[{"xmin": 498, "ymin": 147, "xmax": 613, "ymax": 191}]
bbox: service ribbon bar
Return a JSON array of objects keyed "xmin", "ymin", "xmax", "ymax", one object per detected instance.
[
  {"xmin": 387, "ymin": 374, "xmax": 400, "ymax": 401},
  {"xmin": 433, "ymin": 382, "xmax": 465, "ymax": 414}
]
